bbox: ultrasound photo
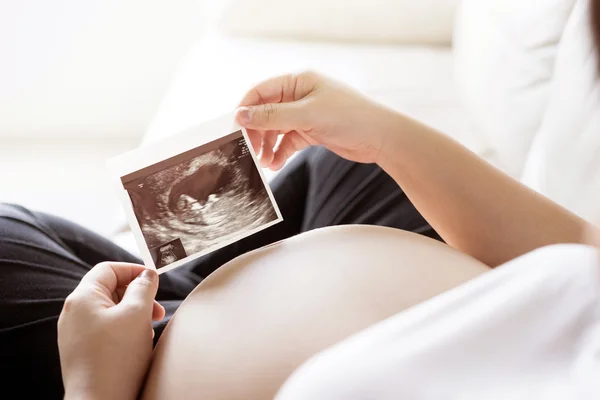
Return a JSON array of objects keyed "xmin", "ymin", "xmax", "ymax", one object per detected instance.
[{"xmin": 119, "ymin": 130, "xmax": 280, "ymax": 270}]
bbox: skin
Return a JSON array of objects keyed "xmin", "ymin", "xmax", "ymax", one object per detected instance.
[
  {"xmin": 234, "ymin": 72, "xmax": 597, "ymax": 267},
  {"xmin": 59, "ymin": 71, "xmax": 600, "ymax": 399},
  {"xmin": 58, "ymin": 263, "xmax": 165, "ymax": 400},
  {"xmin": 142, "ymin": 226, "xmax": 489, "ymax": 399}
]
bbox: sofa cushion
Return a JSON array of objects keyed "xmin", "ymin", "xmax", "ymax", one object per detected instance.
[
  {"xmin": 143, "ymin": 36, "xmax": 481, "ymax": 182},
  {"xmin": 215, "ymin": 0, "xmax": 459, "ymax": 45},
  {"xmin": 521, "ymin": 0, "xmax": 600, "ymax": 222},
  {"xmin": 453, "ymin": 0, "xmax": 576, "ymax": 177}
]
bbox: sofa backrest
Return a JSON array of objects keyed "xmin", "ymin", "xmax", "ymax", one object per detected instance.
[
  {"xmin": 453, "ymin": 0, "xmax": 576, "ymax": 178},
  {"xmin": 521, "ymin": 0, "xmax": 600, "ymax": 222},
  {"xmin": 454, "ymin": 0, "xmax": 600, "ymax": 223},
  {"xmin": 216, "ymin": 0, "xmax": 459, "ymax": 45}
]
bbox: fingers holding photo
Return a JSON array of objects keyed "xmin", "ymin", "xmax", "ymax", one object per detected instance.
[
  {"xmin": 80, "ymin": 262, "xmax": 149, "ymax": 291},
  {"xmin": 237, "ymin": 73, "xmax": 315, "ymax": 109},
  {"xmin": 247, "ymin": 128, "xmax": 314, "ymax": 171},
  {"xmin": 258, "ymin": 130, "xmax": 279, "ymax": 168},
  {"xmin": 245, "ymin": 128, "xmax": 263, "ymax": 156},
  {"xmin": 68, "ymin": 262, "xmax": 165, "ymax": 321},
  {"xmin": 236, "ymin": 71, "xmax": 395, "ymax": 165},
  {"xmin": 271, "ymin": 131, "xmax": 313, "ymax": 171}
]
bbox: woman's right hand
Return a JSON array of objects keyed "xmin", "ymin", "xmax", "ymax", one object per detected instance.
[{"xmin": 235, "ymin": 71, "xmax": 399, "ymax": 170}]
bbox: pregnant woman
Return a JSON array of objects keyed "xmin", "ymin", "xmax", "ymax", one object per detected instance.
[{"xmin": 2, "ymin": 7, "xmax": 600, "ymax": 398}]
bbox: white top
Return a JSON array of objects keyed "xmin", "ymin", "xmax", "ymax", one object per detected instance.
[{"xmin": 276, "ymin": 244, "xmax": 600, "ymax": 400}]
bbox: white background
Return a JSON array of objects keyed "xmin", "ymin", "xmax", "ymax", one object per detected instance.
[{"xmin": 0, "ymin": 0, "xmax": 205, "ymax": 138}]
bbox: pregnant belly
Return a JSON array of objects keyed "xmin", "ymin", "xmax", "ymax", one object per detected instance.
[{"xmin": 142, "ymin": 225, "xmax": 489, "ymax": 400}]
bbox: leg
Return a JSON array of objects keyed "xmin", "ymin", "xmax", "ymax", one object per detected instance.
[
  {"xmin": 0, "ymin": 204, "xmax": 190, "ymax": 398},
  {"xmin": 34, "ymin": 210, "xmax": 200, "ymax": 301},
  {"xmin": 302, "ymin": 147, "xmax": 441, "ymax": 240}
]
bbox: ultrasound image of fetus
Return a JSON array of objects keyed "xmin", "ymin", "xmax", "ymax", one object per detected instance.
[
  {"xmin": 168, "ymin": 164, "xmax": 235, "ymax": 225},
  {"xmin": 125, "ymin": 135, "xmax": 277, "ymax": 259}
]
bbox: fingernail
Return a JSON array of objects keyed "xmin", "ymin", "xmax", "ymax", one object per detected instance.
[
  {"xmin": 140, "ymin": 269, "xmax": 157, "ymax": 282},
  {"xmin": 238, "ymin": 107, "xmax": 253, "ymax": 124}
]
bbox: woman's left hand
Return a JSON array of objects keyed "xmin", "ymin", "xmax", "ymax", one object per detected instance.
[{"xmin": 58, "ymin": 262, "xmax": 165, "ymax": 400}]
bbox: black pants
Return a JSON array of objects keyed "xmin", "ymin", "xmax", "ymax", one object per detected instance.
[{"xmin": 0, "ymin": 147, "xmax": 440, "ymax": 398}]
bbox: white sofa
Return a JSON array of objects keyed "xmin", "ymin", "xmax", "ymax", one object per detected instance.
[
  {"xmin": 142, "ymin": 0, "xmax": 480, "ymax": 182},
  {"xmin": 142, "ymin": 0, "xmax": 600, "ymax": 224}
]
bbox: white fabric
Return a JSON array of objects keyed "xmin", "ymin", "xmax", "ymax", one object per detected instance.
[
  {"xmin": 453, "ymin": 0, "xmax": 576, "ymax": 177},
  {"xmin": 144, "ymin": 35, "xmax": 483, "ymax": 182},
  {"xmin": 276, "ymin": 244, "xmax": 600, "ymax": 399},
  {"xmin": 521, "ymin": 0, "xmax": 600, "ymax": 222},
  {"xmin": 217, "ymin": 0, "xmax": 459, "ymax": 45}
]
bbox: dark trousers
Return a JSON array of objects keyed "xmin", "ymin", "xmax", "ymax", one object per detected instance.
[{"xmin": 0, "ymin": 147, "xmax": 439, "ymax": 398}]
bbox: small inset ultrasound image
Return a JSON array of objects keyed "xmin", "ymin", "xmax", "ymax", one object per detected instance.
[{"xmin": 121, "ymin": 130, "xmax": 278, "ymax": 269}]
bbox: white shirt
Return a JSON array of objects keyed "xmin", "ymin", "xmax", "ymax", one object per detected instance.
[{"xmin": 276, "ymin": 244, "xmax": 600, "ymax": 400}]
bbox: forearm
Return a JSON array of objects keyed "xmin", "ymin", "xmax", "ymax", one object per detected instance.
[
  {"xmin": 64, "ymin": 386, "xmax": 135, "ymax": 400},
  {"xmin": 377, "ymin": 111, "xmax": 592, "ymax": 266},
  {"xmin": 63, "ymin": 373, "xmax": 141, "ymax": 400},
  {"xmin": 64, "ymin": 386, "xmax": 139, "ymax": 400}
]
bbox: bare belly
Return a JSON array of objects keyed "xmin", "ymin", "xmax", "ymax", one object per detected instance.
[{"xmin": 142, "ymin": 225, "xmax": 489, "ymax": 399}]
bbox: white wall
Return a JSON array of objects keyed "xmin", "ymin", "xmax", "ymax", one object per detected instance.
[{"xmin": 0, "ymin": 0, "xmax": 204, "ymax": 138}]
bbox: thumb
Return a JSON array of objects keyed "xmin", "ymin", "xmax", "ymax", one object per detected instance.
[
  {"xmin": 237, "ymin": 102, "xmax": 306, "ymax": 131},
  {"xmin": 120, "ymin": 269, "xmax": 159, "ymax": 314}
]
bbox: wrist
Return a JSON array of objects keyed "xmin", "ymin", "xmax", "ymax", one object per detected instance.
[
  {"xmin": 65, "ymin": 393, "xmax": 102, "ymax": 400},
  {"xmin": 64, "ymin": 388, "xmax": 106, "ymax": 400},
  {"xmin": 64, "ymin": 381, "xmax": 134, "ymax": 400},
  {"xmin": 371, "ymin": 107, "xmax": 407, "ymax": 167}
]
